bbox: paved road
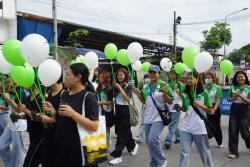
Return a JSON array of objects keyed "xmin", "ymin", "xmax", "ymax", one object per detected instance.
[{"xmin": 1, "ymin": 98, "xmax": 249, "ymax": 167}]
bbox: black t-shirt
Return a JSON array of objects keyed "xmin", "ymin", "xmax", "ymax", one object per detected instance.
[
  {"xmin": 54, "ymin": 89, "xmax": 99, "ymax": 163},
  {"xmin": 43, "ymin": 89, "xmax": 63, "ymax": 147},
  {"xmin": 25, "ymin": 94, "xmax": 44, "ymax": 141}
]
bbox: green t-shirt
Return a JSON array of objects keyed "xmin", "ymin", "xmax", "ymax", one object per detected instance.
[
  {"xmin": 204, "ymin": 83, "xmax": 223, "ymax": 104},
  {"xmin": 97, "ymin": 87, "xmax": 113, "ymax": 112},
  {"xmin": 227, "ymin": 84, "xmax": 250, "ymax": 103}
]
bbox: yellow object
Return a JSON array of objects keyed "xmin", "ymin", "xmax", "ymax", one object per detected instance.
[
  {"xmin": 8, "ymin": 76, "xmax": 20, "ymax": 104},
  {"xmin": 195, "ymin": 74, "xmax": 199, "ymax": 101}
]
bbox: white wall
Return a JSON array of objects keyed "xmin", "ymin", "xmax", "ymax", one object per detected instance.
[{"xmin": 0, "ymin": 0, "xmax": 17, "ymax": 43}]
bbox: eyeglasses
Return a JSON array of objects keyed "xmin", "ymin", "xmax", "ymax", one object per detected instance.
[
  {"xmin": 144, "ymin": 76, "xmax": 149, "ymax": 79},
  {"xmin": 65, "ymin": 73, "xmax": 74, "ymax": 77}
]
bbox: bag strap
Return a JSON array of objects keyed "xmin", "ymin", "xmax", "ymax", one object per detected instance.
[
  {"xmin": 187, "ymin": 91, "xmax": 205, "ymax": 120},
  {"xmin": 81, "ymin": 92, "xmax": 90, "ymax": 117},
  {"xmin": 59, "ymin": 90, "xmax": 65, "ymax": 103},
  {"xmin": 149, "ymin": 83, "xmax": 158, "ymax": 109},
  {"xmin": 98, "ymin": 91, "xmax": 105, "ymax": 115}
]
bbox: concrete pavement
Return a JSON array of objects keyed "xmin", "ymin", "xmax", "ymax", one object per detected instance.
[{"xmin": 0, "ymin": 98, "xmax": 249, "ymax": 167}]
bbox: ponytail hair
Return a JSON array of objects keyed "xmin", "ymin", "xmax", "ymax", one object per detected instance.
[{"xmin": 69, "ymin": 63, "xmax": 95, "ymax": 93}]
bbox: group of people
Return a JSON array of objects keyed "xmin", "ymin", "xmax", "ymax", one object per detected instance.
[{"xmin": 0, "ymin": 63, "xmax": 250, "ymax": 167}]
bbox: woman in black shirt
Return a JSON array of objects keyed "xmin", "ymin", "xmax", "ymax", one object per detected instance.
[
  {"xmin": 19, "ymin": 78, "xmax": 44, "ymax": 167},
  {"xmin": 42, "ymin": 63, "xmax": 99, "ymax": 167},
  {"xmin": 37, "ymin": 75, "xmax": 63, "ymax": 167}
]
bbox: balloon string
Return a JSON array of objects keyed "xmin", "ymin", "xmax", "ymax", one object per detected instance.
[
  {"xmin": 110, "ymin": 60, "xmax": 116, "ymax": 84},
  {"xmin": 137, "ymin": 71, "xmax": 140, "ymax": 88},
  {"xmin": 127, "ymin": 66, "xmax": 135, "ymax": 87},
  {"xmin": 131, "ymin": 63, "xmax": 134, "ymax": 86},
  {"xmin": 24, "ymin": 68, "xmax": 49, "ymax": 115},
  {"xmin": 195, "ymin": 74, "xmax": 199, "ymax": 101},
  {"xmin": 8, "ymin": 75, "xmax": 23, "ymax": 119},
  {"xmin": 1, "ymin": 74, "xmax": 6, "ymax": 102},
  {"xmin": 30, "ymin": 89, "xmax": 48, "ymax": 128},
  {"xmin": 192, "ymin": 70, "xmax": 195, "ymax": 100},
  {"xmin": 35, "ymin": 68, "xmax": 43, "ymax": 96},
  {"xmin": 43, "ymin": 88, "xmax": 46, "ymax": 128},
  {"xmin": 168, "ymin": 72, "xmax": 174, "ymax": 85}
]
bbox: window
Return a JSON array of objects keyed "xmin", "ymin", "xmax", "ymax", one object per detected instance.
[{"xmin": 0, "ymin": 0, "xmax": 2, "ymax": 10}]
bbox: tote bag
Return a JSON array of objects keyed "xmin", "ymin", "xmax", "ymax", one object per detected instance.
[{"xmin": 77, "ymin": 92, "xmax": 108, "ymax": 166}]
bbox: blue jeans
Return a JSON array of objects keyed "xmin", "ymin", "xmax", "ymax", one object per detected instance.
[
  {"xmin": 165, "ymin": 112, "xmax": 181, "ymax": 145},
  {"xmin": 0, "ymin": 113, "xmax": 8, "ymax": 137},
  {"xmin": 106, "ymin": 127, "xmax": 110, "ymax": 153},
  {"xmin": 179, "ymin": 131, "xmax": 214, "ymax": 167},
  {"xmin": 136, "ymin": 106, "xmax": 145, "ymax": 139},
  {"xmin": 0, "ymin": 127, "xmax": 27, "ymax": 167},
  {"xmin": 145, "ymin": 121, "xmax": 166, "ymax": 167}
]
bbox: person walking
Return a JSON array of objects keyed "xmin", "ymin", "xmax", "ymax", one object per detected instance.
[
  {"xmin": 225, "ymin": 75, "xmax": 229, "ymax": 86},
  {"xmin": 177, "ymin": 71, "xmax": 214, "ymax": 167},
  {"xmin": 92, "ymin": 67, "xmax": 101, "ymax": 85},
  {"xmin": 204, "ymin": 72, "xmax": 223, "ymax": 148},
  {"xmin": 134, "ymin": 73, "xmax": 150, "ymax": 143},
  {"xmin": 109, "ymin": 68, "xmax": 138, "ymax": 165},
  {"xmin": 0, "ymin": 81, "xmax": 27, "ymax": 167},
  {"xmin": 42, "ymin": 63, "xmax": 99, "ymax": 167},
  {"xmin": 164, "ymin": 69, "xmax": 184, "ymax": 149},
  {"xmin": 227, "ymin": 71, "xmax": 250, "ymax": 158},
  {"xmin": 134, "ymin": 65, "xmax": 174, "ymax": 167},
  {"xmin": 96, "ymin": 71, "xmax": 114, "ymax": 155}
]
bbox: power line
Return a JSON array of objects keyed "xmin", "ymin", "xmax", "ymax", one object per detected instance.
[{"xmin": 177, "ymin": 33, "xmax": 200, "ymax": 46}]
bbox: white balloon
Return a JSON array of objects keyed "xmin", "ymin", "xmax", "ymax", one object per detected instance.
[
  {"xmin": 0, "ymin": 50, "xmax": 12, "ymax": 74},
  {"xmin": 194, "ymin": 52, "xmax": 213, "ymax": 73},
  {"xmin": 160, "ymin": 58, "xmax": 172, "ymax": 71},
  {"xmin": 38, "ymin": 59, "xmax": 61, "ymax": 87},
  {"xmin": 76, "ymin": 55, "xmax": 84, "ymax": 61},
  {"xmin": 183, "ymin": 63, "xmax": 192, "ymax": 72},
  {"xmin": 84, "ymin": 52, "xmax": 98, "ymax": 69},
  {"xmin": 92, "ymin": 82, "xmax": 98, "ymax": 91},
  {"xmin": 132, "ymin": 60, "xmax": 142, "ymax": 71},
  {"xmin": 127, "ymin": 42, "xmax": 143, "ymax": 63},
  {"xmin": 21, "ymin": 34, "xmax": 49, "ymax": 67}
]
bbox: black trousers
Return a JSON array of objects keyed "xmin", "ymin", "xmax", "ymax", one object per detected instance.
[
  {"xmin": 229, "ymin": 103, "xmax": 250, "ymax": 156},
  {"xmin": 110, "ymin": 105, "xmax": 136, "ymax": 158},
  {"xmin": 23, "ymin": 137, "xmax": 43, "ymax": 167},
  {"xmin": 42, "ymin": 144, "xmax": 56, "ymax": 167},
  {"xmin": 207, "ymin": 104, "xmax": 223, "ymax": 145}
]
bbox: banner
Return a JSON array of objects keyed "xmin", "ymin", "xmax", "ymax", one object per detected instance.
[{"xmin": 220, "ymin": 97, "xmax": 232, "ymax": 116}]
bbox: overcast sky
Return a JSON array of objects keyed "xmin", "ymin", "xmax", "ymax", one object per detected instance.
[{"xmin": 17, "ymin": 0, "xmax": 250, "ymax": 54}]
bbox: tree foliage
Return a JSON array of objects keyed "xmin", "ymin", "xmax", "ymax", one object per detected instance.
[
  {"xmin": 227, "ymin": 43, "xmax": 250, "ymax": 64},
  {"xmin": 200, "ymin": 22, "xmax": 232, "ymax": 53}
]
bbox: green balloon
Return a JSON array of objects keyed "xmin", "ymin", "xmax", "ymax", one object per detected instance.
[
  {"xmin": 182, "ymin": 46, "xmax": 200, "ymax": 69},
  {"xmin": 70, "ymin": 60, "xmax": 81, "ymax": 65},
  {"xmin": 141, "ymin": 62, "xmax": 151, "ymax": 72},
  {"xmin": 174, "ymin": 63, "xmax": 185, "ymax": 74},
  {"xmin": 2, "ymin": 39, "xmax": 25, "ymax": 66},
  {"xmin": 10, "ymin": 63, "xmax": 35, "ymax": 88},
  {"xmin": 117, "ymin": 49, "xmax": 130, "ymax": 66},
  {"xmin": 80, "ymin": 58, "xmax": 85, "ymax": 64},
  {"xmin": 105, "ymin": 43, "xmax": 118, "ymax": 60},
  {"xmin": 220, "ymin": 60, "xmax": 233, "ymax": 75}
]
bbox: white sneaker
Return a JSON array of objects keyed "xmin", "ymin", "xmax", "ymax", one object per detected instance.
[
  {"xmin": 228, "ymin": 154, "xmax": 238, "ymax": 159},
  {"xmin": 159, "ymin": 160, "xmax": 167, "ymax": 167},
  {"xmin": 130, "ymin": 143, "xmax": 139, "ymax": 156},
  {"xmin": 134, "ymin": 137, "xmax": 142, "ymax": 143},
  {"xmin": 109, "ymin": 157, "xmax": 122, "ymax": 165},
  {"xmin": 114, "ymin": 134, "xmax": 117, "ymax": 138},
  {"xmin": 218, "ymin": 144, "xmax": 223, "ymax": 148}
]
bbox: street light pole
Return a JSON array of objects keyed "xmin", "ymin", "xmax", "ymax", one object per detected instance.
[{"xmin": 223, "ymin": 8, "xmax": 248, "ymax": 86}]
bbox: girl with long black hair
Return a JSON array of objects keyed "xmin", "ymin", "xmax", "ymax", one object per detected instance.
[
  {"xmin": 227, "ymin": 71, "xmax": 250, "ymax": 158},
  {"xmin": 176, "ymin": 71, "xmax": 214, "ymax": 167},
  {"xmin": 42, "ymin": 63, "xmax": 99, "ymax": 167},
  {"xmin": 109, "ymin": 68, "xmax": 138, "ymax": 165},
  {"xmin": 92, "ymin": 67, "xmax": 101, "ymax": 85}
]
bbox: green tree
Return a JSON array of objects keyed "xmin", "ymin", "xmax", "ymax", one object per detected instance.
[
  {"xmin": 227, "ymin": 43, "xmax": 250, "ymax": 64},
  {"xmin": 200, "ymin": 22, "xmax": 232, "ymax": 53}
]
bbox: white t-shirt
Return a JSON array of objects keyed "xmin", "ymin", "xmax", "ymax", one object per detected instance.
[
  {"xmin": 181, "ymin": 90, "xmax": 213, "ymax": 135},
  {"xmin": 7, "ymin": 100, "xmax": 27, "ymax": 132}
]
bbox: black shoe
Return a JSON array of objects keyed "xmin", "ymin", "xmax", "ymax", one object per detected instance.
[
  {"xmin": 164, "ymin": 143, "xmax": 171, "ymax": 149},
  {"xmin": 174, "ymin": 140, "xmax": 180, "ymax": 144}
]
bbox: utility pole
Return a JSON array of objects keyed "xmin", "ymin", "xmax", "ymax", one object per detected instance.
[
  {"xmin": 52, "ymin": 0, "xmax": 58, "ymax": 61},
  {"xmin": 173, "ymin": 11, "xmax": 177, "ymax": 61}
]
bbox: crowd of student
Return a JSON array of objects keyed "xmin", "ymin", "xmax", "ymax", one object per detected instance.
[{"xmin": 0, "ymin": 63, "xmax": 250, "ymax": 167}]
